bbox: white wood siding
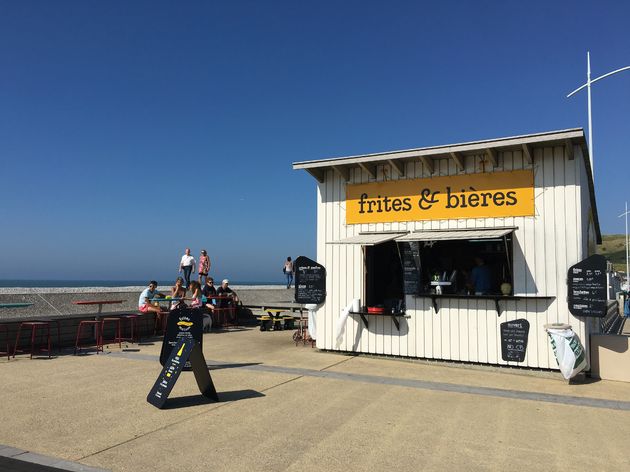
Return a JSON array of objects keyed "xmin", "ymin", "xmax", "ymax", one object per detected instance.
[{"xmin": 315, "ymin": 145, "xmax": 589, "ymax": 370}]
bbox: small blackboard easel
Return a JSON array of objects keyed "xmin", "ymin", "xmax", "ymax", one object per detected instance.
[{"xmin": 147, "ymin": 308, "xmax": 218, "ymax": 409}]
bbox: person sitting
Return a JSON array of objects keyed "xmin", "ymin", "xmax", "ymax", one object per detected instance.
[
  {"xmin": 138, "ymin": 280, "xmax": 163, "ymax": 314},
  {"xmin": 188, "ymin": 281, "xmax": 203, "ymax": 309},
  {"xmin": 217, "ymin": 279, "xmax": 239, "ymax": 306},
  {"xmin": 471, "ymin": 257, "xmax": 493, "ymax": 295},
  {"xmin": 216, "ymin": 279, "xmax": 239, "ymax": 325},
  {"xmin": 169, "ymin": 277, "xmax": 187, "ymax": 310},
  {"xmin": 201, "ymin": 278, "xmax": 217, "ymax": 332},
  {"xmin": 202, "ymin": 277, "xmax": 217, "ymax": 313}
]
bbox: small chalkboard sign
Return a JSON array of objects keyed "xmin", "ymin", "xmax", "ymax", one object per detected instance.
[
  {"xmin": 567, "ymin": 254, "xmax": 607, "ymax": 318},
  {"xmin": 160, "ymin": 308, "xmax": 204, "ymax": 369},
  {"xmin": 500, "ymin": 319, "xmax": 530, "ymax": 363},
  {"xmin": 147, "ymin": 337, "xmax": 218, "ymax": 409},
  {"xmin": 294, "ymin": 256, "xmax": 326, "ymax": 304},
  {"xmin": 399, "ymin": 241, "xmax": 421, "ymax": 295}
]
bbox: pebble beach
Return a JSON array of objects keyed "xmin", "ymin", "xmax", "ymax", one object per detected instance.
[{"xmin": 0, "ymin": 285, "xmax": 292, "ymax": 320}]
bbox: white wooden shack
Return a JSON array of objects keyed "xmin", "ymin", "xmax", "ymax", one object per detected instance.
[{"xmin": 293, "ymin": 128, "xmax": 601, "ymax": 370}]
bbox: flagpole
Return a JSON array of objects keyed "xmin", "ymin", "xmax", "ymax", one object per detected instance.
[{"xmin": 567, "ymin": 53, "xmax": 630, "ymax": 180}]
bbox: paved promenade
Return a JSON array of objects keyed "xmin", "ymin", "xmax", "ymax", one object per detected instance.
[{"xmin": 1, "ymin": 328, "xmax": 629, "ymax": 472}]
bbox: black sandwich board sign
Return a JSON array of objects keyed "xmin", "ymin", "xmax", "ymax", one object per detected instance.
[
  {"xmin": 567, "ymin": 254, "xmax": 607, "ymax": 318},
  {"xmin": 159, "ymin": 308, "xmax": 204, "ymax": 369},
  {"xmin": 148, "ymin": 307, "xmax": 218, "ymax": 409},
  {"xmin": 294, "ymin": 256, "xmax": 326, "ymax": 304},
  {"xmin": 399, "ymin": 241, "xmax": 421, "ymax": 295},
  {"xmin": 147, "ymin": 337, "xmax": 218, "ymax": 409},
  {"xmin": 500, "ymin": 319, "xmax": 530, "ymax": 363}
]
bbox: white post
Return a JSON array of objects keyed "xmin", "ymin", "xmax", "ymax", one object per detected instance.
[
  {"xmin": 626, "ymin": 201, "xmax": 629, "ymax": 286},
  {"xmin": 619, "ymin": 203, "xmax": 630, "ymax": 290},
  {"xmin": 587, "ymin": 51, "xmax": 593, "ymax": 177}
]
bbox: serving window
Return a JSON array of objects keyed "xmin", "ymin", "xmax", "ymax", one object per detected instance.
[
  {"xmin": 360, "ymin": 229, "xmax": 515, "ymax": 309},
  {"xmin": 400, "ymin": 236, "xmax": 513, "ymax": 295}
]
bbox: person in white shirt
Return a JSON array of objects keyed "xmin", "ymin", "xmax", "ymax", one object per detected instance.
[
  {"xmin": 138, "ymin": 280, "xmax": 163, "ymax": 314},
  {"xmin": 178, "ymin": 248, "xmax": 196, "ymax": 288}
]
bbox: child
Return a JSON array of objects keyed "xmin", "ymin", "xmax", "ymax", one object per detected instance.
[{"xmin": 188, "ymin": 281, "xmax": 203, "ymax": 308}]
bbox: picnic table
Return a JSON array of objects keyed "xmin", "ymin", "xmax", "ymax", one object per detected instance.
[
  {"xmin": 72, "ymin": 300, "xmax": 123, "ymax": 314},
  {"xmin": 206, "ymin": 295, "xmax": 239, "ymax": 328},
  {"xmin": 150, "ymin": 297, "xmax": 183, "ymax": 306},
  {"xmin": 257, "ymin": 309, "xmax": 298, "ymax": 331},
  {"xmin": 0, "ymin": 303, "xmax": 33, "ymax": 309},
  {"xmin": 149, "ymin": 295, "xmax": 239, "ymax": 329}
]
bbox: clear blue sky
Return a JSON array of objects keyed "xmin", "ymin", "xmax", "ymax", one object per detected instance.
[{"xmin": 1, "ymin": 1, "xmax": 629, "ymax": 282}]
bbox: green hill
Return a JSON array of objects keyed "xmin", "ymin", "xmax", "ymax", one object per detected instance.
[{"xmin": 598, "ymin": 234, "xmax": 627, "ymax": 272}]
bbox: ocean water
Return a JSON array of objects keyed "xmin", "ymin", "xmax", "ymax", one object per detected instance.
[{"xmin": 0, "ymin": 279, "xmax": 280, "ymax": 288}]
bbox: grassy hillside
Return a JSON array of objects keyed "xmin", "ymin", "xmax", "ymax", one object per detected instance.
[{"xmin": 598, "ymin": 234, "xmax": 627, "ymax": 272}]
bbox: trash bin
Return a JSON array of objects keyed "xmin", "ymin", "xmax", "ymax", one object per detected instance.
[{"xmin": 544, "ymin": 323, "xmax": 587, "ymax": 380}]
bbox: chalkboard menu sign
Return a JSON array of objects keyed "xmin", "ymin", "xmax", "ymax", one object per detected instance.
[
  {"xmin": 399, "ymin": 241, "xmax": 421, "ymax": 295},
  {"xmin": 294, "ymin": 256, "xmax": 326, "ymax": 304},
  {"xmin": 147, "ymin": 337, "xmax": 218, "ymax": 409},
  {"xmin": 160, "ymin": 308, "xmax": 204, "ymax": 369},
  {"xmin": 567, "ymin": 254, "xmax": 607, "ymax": 318},
  {"xmin": 500, "ymin": 319, "xmax": 530, "ymax": 362}
]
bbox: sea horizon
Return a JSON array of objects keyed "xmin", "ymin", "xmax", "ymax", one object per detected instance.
[{"xmin": 0, "ymin": 279, "xmax": 283, "ymax": 288}]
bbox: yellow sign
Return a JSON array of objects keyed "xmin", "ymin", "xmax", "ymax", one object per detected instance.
[{"xmin": 346, "ymin": 170, "xmax": 534, "ymax": 224}]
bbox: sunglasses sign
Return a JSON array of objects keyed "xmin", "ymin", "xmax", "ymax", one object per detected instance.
[{"xmin": 346, "ymin": 170, "xmax": 534, "ymax": 224}]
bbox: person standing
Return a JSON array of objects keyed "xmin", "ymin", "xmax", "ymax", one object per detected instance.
[
  {"xmin": 471, "ymin": 256, "xmax": 493, "ymax": 295},
  {"xmin": 283, "ymin": 257, "xmax": 294, "ymax": 289},
  {"xmin": 179, "ymin": 248, "xmax": 196, "ymax": 288},
  {"xmin": 198, "ymin": 249, "xmax": 211, "ymax": 285}
]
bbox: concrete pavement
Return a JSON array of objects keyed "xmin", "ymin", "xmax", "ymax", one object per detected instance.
[{"xmin": 2, "ymin": 327, "xmax": 629, "ymax": 471}]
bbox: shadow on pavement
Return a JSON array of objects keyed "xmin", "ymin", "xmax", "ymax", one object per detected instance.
[
  {"xmin": 207, "ymin": 362, "xmax": 262, "ymax": 371},
  {"xmin": 163, "ymin": 389, "xmax": 265, "ymax": 409}
]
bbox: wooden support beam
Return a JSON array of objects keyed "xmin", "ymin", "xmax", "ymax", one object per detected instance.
[
  {"xmin": 521, "ymin": 143, "xmax": 533, "ymax": 164},
  {"xmin": 485, "ymin": 147, "xmax": 498, "ymax": 168},
  {"xmin": 387, "ymin": 159, "xmax": 405, "ymax": 177},
  {"xmin": 564, "ymin": 139, "xmax": 575, "ymax": 160},
  {"xmin": 306, "ymin": 168, "xmax": 325, "ymax": 183},
  {"xmin": 332, "ymin": 165, "xmax": 350, "ymax": 182},
  {"xmin": 358, "ymin": 162, "xmax": 377, "ymax": 179},
  {"xmin": 419, "ymin": 156, "xmax": 434, "ymax": 174},
  {"xmin": 449, "ymin": 152, "xmax": 465, "ymax": 172}
]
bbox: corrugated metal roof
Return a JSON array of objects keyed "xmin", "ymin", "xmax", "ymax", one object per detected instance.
[
  {"xmin": 292, "ymin": 128, "xmax": 585, "ymax": 169},
  {"xmin": 395, "ymin": 228, "xmax": 515, "ymax": 242},
  {"xmin": 330, "ymin": 232, "xmax": 407, "ymax": 245}
]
